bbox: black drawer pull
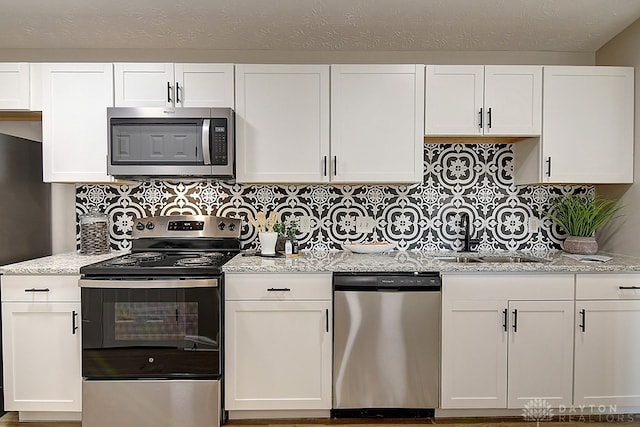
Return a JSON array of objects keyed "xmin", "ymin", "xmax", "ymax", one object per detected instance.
[
  {"xmin": 619, "ymin": 286, "xmax": 640, "ymax": 290},
  {"xmin": 25, "ymin": 288, "xmax": 50, "ymax": 292},
  {"xmin": 267, "ymin": 287, "xmax": 291, "ymax": 292}
]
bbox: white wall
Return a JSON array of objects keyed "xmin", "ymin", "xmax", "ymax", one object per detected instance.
[
  {"xmin": 0, "ymin": 48, "xmax": 595, "ymax": 253},
  {"xmin": 595, "ymin": 19, "xmax": 640, "ymax": 256},
  {"xmin": 0, "ymin": 49, "xmax": 595, "ymax": 65}
]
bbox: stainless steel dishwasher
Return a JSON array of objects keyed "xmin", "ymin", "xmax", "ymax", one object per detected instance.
[{"xmin": 332, "ymin": 272, "xmax": 440, "ymax": 418}]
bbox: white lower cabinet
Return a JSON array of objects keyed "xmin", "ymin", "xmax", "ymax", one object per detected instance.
[
  {"xmin": 1, "ymin": 275, "xmax": 81, "ymax": 414},
  {"xmin": 574, "ymin": 274, "xmax": 640, "ymax": 407},
  {"xmin": 441, "ymin": 274, "xmax": 574, "ymax": 409},
  {"xmin": 224, "ymin": 273, "xmax": 332, "ymax": 413}
]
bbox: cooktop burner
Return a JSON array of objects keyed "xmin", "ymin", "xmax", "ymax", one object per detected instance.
[
  {"xmin": 129, "ymin": 252, "xmax": 163, "ymax": 261},
  {"xmin": 175, "ymin": 256, "xmax": 217, "ymax": 267}
]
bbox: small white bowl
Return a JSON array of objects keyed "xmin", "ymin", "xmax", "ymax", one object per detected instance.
[{"xmin": 342, "ymin": 242, "xmax": 396, "ymax": 254}]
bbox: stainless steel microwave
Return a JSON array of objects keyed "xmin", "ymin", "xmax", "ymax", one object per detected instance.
[{"xmin": 107, "ymin": 107, "xmax": 234, "ymax": 179}]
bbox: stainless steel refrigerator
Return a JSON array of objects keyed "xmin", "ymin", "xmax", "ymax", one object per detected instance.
[{"xmin": 0, "ymin": 132, "xmax": 52, "ymax": 415}]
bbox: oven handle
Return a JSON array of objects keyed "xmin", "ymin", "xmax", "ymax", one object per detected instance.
[{"xmin": 78, "ymin": 278, "xmax": 219, "ymax": 288}]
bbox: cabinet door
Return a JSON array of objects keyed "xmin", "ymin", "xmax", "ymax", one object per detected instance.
[
  {"xmin": 0, "ymin": 63, "xmax": 30, "ymax": 110},
  {"xmin": 440, "ymin": 299, "xmax": 508, "ymax": 409},
  {"xmin": 2, "ymin": 302, "xmax": 81, "ymax": 412},
  {"xmin": 484, "ymin": 66, "xmax": 541, "ymax": 136},
  {"xmin": 574, "ymin": 300, "xmax": 640, "ymax": 406},
  {"xmin": 330, "ymin": 64, "xmax": 424, "ymax": 183},
  {"xmin": 114, "ymin": 63, "xmax": 174, "ymax": 108},
  {"xmin": 41, "ymin": 63, "xmax": 114, "ymax": 182},
  {"xmin": 425, "ymin": 65, "xmax": 484, "ymax": 135},
  {"xmin": 235, "ymin": 65, "xmax": 330, "ymax": 183},
  {"xmin": 225, "ymin": 300, "xmax": 332, "ymax": 410},
  {"xmin": 507, "ymin": 300, "xmax": 574, "ymax": 408},
  {"xmin": 542, "ymin": 66, "xmax": 634, "ymax": 183},
  {"xmin": 174, "ymin": 63, "xmax": 234, "ymax": 108}
]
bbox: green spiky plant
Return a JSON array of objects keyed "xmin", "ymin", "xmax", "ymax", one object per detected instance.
[{"xmin": 546, "ymin": 195, "xmax": 623, "ymax": 237}]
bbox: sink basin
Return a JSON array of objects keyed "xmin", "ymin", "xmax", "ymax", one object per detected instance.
[
  {"xmin": 437, "ymin": 256, "xmax": 483, "ymax": 263},
  {"xmin": 479, "ymin": 256, "xmax": 542, "ymax": 263},
  {"xmin": 437, "ymin": 255, "xmax": 544, "ymax": 264}
]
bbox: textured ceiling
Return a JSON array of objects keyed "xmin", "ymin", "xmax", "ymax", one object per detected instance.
[{"xmin": 1, "ymin": 0, "xmax": 640, "ymax": 52}]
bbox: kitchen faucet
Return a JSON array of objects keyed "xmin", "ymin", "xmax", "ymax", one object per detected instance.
[{"xmin": 459, "ymin": 212, "xmax": 479, "ymax": 252}]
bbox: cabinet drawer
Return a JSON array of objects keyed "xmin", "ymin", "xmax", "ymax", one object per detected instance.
[
  {"xmin": 225, "ymin": 273, "xmax": 331, "ymax": 301},
  {"xmin": 576, "ymin": 274, "xmax": 640, "ymax": 300},
  {"xmin": 1, "ymin": 275, "xmax": 81, "ymax": 302},
  {"xmin": 442, "ymin": 273, "xmax": 574, "ymax": 300}
]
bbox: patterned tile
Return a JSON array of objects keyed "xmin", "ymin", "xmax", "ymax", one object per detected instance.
[{"xmin": 76, "ymin": 144, "xmax": 592, "ymax": 252}]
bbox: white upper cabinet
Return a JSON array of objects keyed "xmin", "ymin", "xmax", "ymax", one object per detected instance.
[
  {"xmin": 114, "ymin": 63, "xmax": 234, "ymax": 108},
  {"xmin": 425, "ymin": 65, "xmax": 484, "ymax": 135},
  {"xmin": 483, "ymin": 66, "xmax": 542, "ymax": 136},
  {"xmin": 330, "ymin": 64, "xmax": 424, "ymax": 183},
  {"xmin": 542, "ymin": 66, "xmax": 632, "ymax": 183},
  {"xmin": 425, "ymin": 65, "xmax": 542, "ymax": 136},
  {"xmin": 235, "ymin": 64, "xmax": 330, "ymax": 183},
  {"xmin": 41, "ymin": 63, "xmax": 114, "ymax": 183},
  {"xmin": 514, "ymin": 66, "xmax": 634, "ymax": 185},
  {"xmin": 235, "ymin": 64, "xmax": 423, "ymax": 184},
  {"xmin": 0, "ymin": 63, "xmax": 30, "ymax": 110}
]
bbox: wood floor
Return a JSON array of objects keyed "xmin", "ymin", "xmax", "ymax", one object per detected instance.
[{"xmin": 1, "ymin": 412, "xmax": 639, "ymax": 427}]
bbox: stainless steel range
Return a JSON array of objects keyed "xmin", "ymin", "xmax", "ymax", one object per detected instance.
[{"xmin": 78, "ymin": 215, "xmax": 241, "ymax": 427}]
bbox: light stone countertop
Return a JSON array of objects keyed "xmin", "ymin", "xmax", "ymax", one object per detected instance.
[
  {"xmin": 3, "ymin": 249, "xmax": 640, "ymax": 276},
  {"xmin": 0, "ymin": 251, "xmax": 126, "ymax": 275},
  {"xmin": 222, "ymin": 250, "xmax": 640, "ymax": 274}
]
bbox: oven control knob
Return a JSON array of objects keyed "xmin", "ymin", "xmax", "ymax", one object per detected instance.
[
  {"xmin": 136, "ymin": 222, "xmax": 145, "ymax": 231},
  {"xmin": 218, "ymin": 221, "xmax": 226, "ymax": 231},
  {"xmin": 228, "ymin": 223, "xmax": 236, "ymax": 231},
  {"xmin": 146, "ymin": 221, "xmax": 155, "ymax": 230},
  {"xmin": 148, "ymin": 357, "xmax": 154, "ymax": 363}
]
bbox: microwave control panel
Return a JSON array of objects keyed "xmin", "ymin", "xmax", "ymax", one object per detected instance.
[{"xmin": 211, "ymin": 118, "xmax": 228, "ymax": 165}]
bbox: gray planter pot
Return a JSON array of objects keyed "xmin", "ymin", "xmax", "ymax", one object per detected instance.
[{"xmin": 563, "ymin": 235, "xmax": 598, "ymax": 255}]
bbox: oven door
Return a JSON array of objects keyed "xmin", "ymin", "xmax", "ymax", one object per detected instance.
[{"xmin": 81, "ymin": 279, "xmax": 220, "ymax": 379}]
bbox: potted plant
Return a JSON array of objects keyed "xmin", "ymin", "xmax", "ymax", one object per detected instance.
[
  {"xmin": 546, "ymin": 194, "xmax": 622, "ymax": 254},
  {"xmin": 273, "ymin": 220, "xmax": 299, "ymax": 253}
]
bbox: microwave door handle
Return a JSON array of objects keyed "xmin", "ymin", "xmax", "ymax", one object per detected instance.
[{"xmin": 202, "ymin": 119, "xmax": 212, "ymax": 165}]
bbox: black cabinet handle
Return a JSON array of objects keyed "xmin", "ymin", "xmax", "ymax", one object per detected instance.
[
  {"xmin": 72, "ymin": 310, "xmax": 78, "ymax": 335},
  {"xmin": 325, "ymin": 308, "xmax": 329, "ymax": 333},
  {"xmin": 25, "ymin": 288, "xmax": 50, "ymax": 292},
  {"xmin": 546, "ymin": 157, "xmax": 552, "ymax": 177},
  {"xmin": 175, "ymin": 82, "xmax": 181, "ymax": 104},
  {"xmin": 512, "ymin": 309, "xmax": 518, "ymax": 332},
  {"xmin": 579, "ymin": 309, "xmax": 586, "ymax": 332},
  {"xmin": 333, "ymin": 156, "xmax": 337, "ymax": 176},
  {"xmin": 267, "ymin": 288, "xmax": 291, "ymax": 292},
  {"xmin": 323, "ymin": 156, "xmax": 327, "ymax": 177},
  {"xmin": 478, "ymin": 108, "xmax": 483, "ymax": 129},
  {"xmin": 167, "ymin": 81, "xmax": 173, "ymax": 103},
  {"xmin": 487, "ymin": 107, "xmax": 492, "ymax": 129},
  {"xmin": 619, "ymin": 286, "xmax": 640, "ymax": 290},
  {"xmin": 502, "ymin": 308, "xmax": 508, "ymax": 332}
]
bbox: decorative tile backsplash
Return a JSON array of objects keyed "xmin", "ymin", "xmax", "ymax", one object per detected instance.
[{"xmin": 76, "ymin": 144, "xmax": 592, "ymax": 252}]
